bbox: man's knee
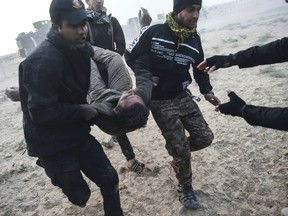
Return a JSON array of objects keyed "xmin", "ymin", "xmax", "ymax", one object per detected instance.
[
  {"xmin": 190, "ymin": 129, "xmax": 214, "ymax": 151},
  {"xmin": 165, "ymin": 137, "xmax": 190, "ymax": 158},
  {"xmin": 66, "ymin": 180, "xmax": 91, "ymax": 207},
  {"xmin": 202, "ymin": 128, "xmax": 214, "ymax": 145},
  {"xmin": 38, "ymin": 154, "xmax": 91, "ymax": 207},
  {"xmin": 60, "ymin": 171, "xmax": 91, "ymax": 207}
]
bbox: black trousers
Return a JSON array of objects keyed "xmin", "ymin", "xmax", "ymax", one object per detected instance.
[{"xmin": 37, "ymin": 135, "xmax": 122, "ymax": 216}]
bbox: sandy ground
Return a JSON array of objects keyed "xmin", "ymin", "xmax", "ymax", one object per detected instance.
[{"xmin": 0, "ymin": 0, "xmax": 287, "ymax": 215}]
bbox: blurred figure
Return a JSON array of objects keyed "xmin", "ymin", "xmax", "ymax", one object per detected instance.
[{"xmin": 85, "ymin": 0, "xmax": 126, "ymax": 56}]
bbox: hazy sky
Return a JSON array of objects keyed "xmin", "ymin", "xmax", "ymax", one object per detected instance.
[{"xmin": 0, "ymin": 0, "xmax": 234, "ymax": 56}]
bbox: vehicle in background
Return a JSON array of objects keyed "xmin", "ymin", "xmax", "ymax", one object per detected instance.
[{"xmin": 16, "ymin": 20, "xmax": 51, "ymax": 58}]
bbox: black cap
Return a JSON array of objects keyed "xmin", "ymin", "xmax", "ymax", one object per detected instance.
[
  {"xmin": 173, "ymin": 0, "xmax": 202, "ymax": 14},
  {"xmin": 49, "ymin": 0, "xmax": 87, "ymax": 25}
]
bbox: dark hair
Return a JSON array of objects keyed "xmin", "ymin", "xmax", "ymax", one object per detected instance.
[{"xmin": 116, "ymin": 103, "xmax": 150, "ymax": 131}]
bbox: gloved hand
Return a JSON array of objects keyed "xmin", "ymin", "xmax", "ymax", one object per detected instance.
[
  {"xmin": 217, "ymin": 90, "xmax": 246, "ymax": 117},
  {"xmin": 197, "ymin": 54, "xmax": 236, "ymax": 72}
]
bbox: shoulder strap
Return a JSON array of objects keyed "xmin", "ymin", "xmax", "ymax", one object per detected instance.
[
  {"xmin": 109, "ymin": 15, "xmax": 115, "ymax": 51},
  {"xmin": 87, "ymin": 22, "xmax": 94, "ymax": 45}
]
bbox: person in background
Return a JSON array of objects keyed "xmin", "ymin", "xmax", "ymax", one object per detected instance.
[
  {"xmin": 85, "ymin": 0, "xmax": 126, "ymax": 56},
  {"xmin": 125, "ymin": 0, "xmax": 220, "ymax": 209},
  {"xmin": 18, "ymin": 0, "xmax": 123, "ymax": 215}
]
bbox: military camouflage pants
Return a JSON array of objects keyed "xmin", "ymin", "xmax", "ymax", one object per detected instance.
[{"xmin": 150, "ymin": 90, "xmax": 214, "ymax": 186}]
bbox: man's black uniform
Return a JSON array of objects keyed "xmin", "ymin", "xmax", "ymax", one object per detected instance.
[
  {"xmin": 19, "ymin": 27, "xmax": 122, "ymax": 215},
  {"xmin": 232, "ymin": 38, "xmax": 288, "ymax": 131},
  {"xmin": 87, "ymin": 8, "xmax": 126, "ymax": 56}
]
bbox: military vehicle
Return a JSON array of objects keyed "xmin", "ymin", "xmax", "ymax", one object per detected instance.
[{"xmin": 16, "ymin": 20, "xmax": 51, "ymax": 58}]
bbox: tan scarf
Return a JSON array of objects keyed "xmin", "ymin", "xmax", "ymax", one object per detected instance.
[{"xmin": 166, "ymin": 12, "xmax": 196, "ymax": 45}]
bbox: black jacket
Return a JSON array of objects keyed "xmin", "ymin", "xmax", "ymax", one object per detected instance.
[
  {"xmin": 87, "ymin": 10, "xmax": 126, "ymax": 56},
  {"xmin": 125, "ymin": 23, "xmax": 212, "ymax": 100},
  {"xmin": 235, "ymin": 37, "xmax": 288, "ymax": 68},
  {"xmin": 243, "ymin": 105, "xmax": 288, "ymax": 131},
  {"xmin": 19, "ymin": 30, "xmax": 94, "ymax": 157},
  {"xmin": 235, "ymin": 37, "xmax": 288, "ymax": 131}
]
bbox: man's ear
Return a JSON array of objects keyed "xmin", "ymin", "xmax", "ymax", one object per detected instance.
[{"xmin": 52, "ymin": 23, "xmax": 60, "ymax": 32}]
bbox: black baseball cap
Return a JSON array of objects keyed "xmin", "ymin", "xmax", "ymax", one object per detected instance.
[{"xmin": 49, "ymin": 0, "xmax": 87, "ymax": 25}]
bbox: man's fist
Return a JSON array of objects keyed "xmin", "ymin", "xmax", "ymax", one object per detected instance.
[
  {"xmin": 5, "ymin": 86, "xmax": 20, "ymax": 101},
  {"xmin": 138, "ymin": 7, "xmax": 152, "ymax": 28}
]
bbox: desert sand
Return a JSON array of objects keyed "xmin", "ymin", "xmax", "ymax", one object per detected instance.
[{"xmin": 0, "ymin": 0, "xmax": 287, "ymax": 215}]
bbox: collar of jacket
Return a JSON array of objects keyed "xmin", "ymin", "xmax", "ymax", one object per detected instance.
[
  {"xmin": 86, "ymin": 8, "xmax": 110, "ymax": 24},
  {"xmin": 46, "ymin": 29, "xmax": 90, "ymax": 55}
]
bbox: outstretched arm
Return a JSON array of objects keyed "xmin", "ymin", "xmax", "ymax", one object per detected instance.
[
  {"xmin": 243, "ymin": 105, "xmax": 288, "ymax": 131},
  {"xmin": 218, "ymin": 90, "xmax": 288, "ymax": 131},
  {"xmin": 198, "ymin": 37, "xmax": 288, "ymax": 72}
]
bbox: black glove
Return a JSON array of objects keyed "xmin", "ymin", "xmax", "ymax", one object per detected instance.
[
  {"xmin": 206, "ymin": 54, "xmax": 236, "ymax": 70},
  {"xmin": 218, "ymin": 92, "xmax": 246, "ymax": 117}
]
